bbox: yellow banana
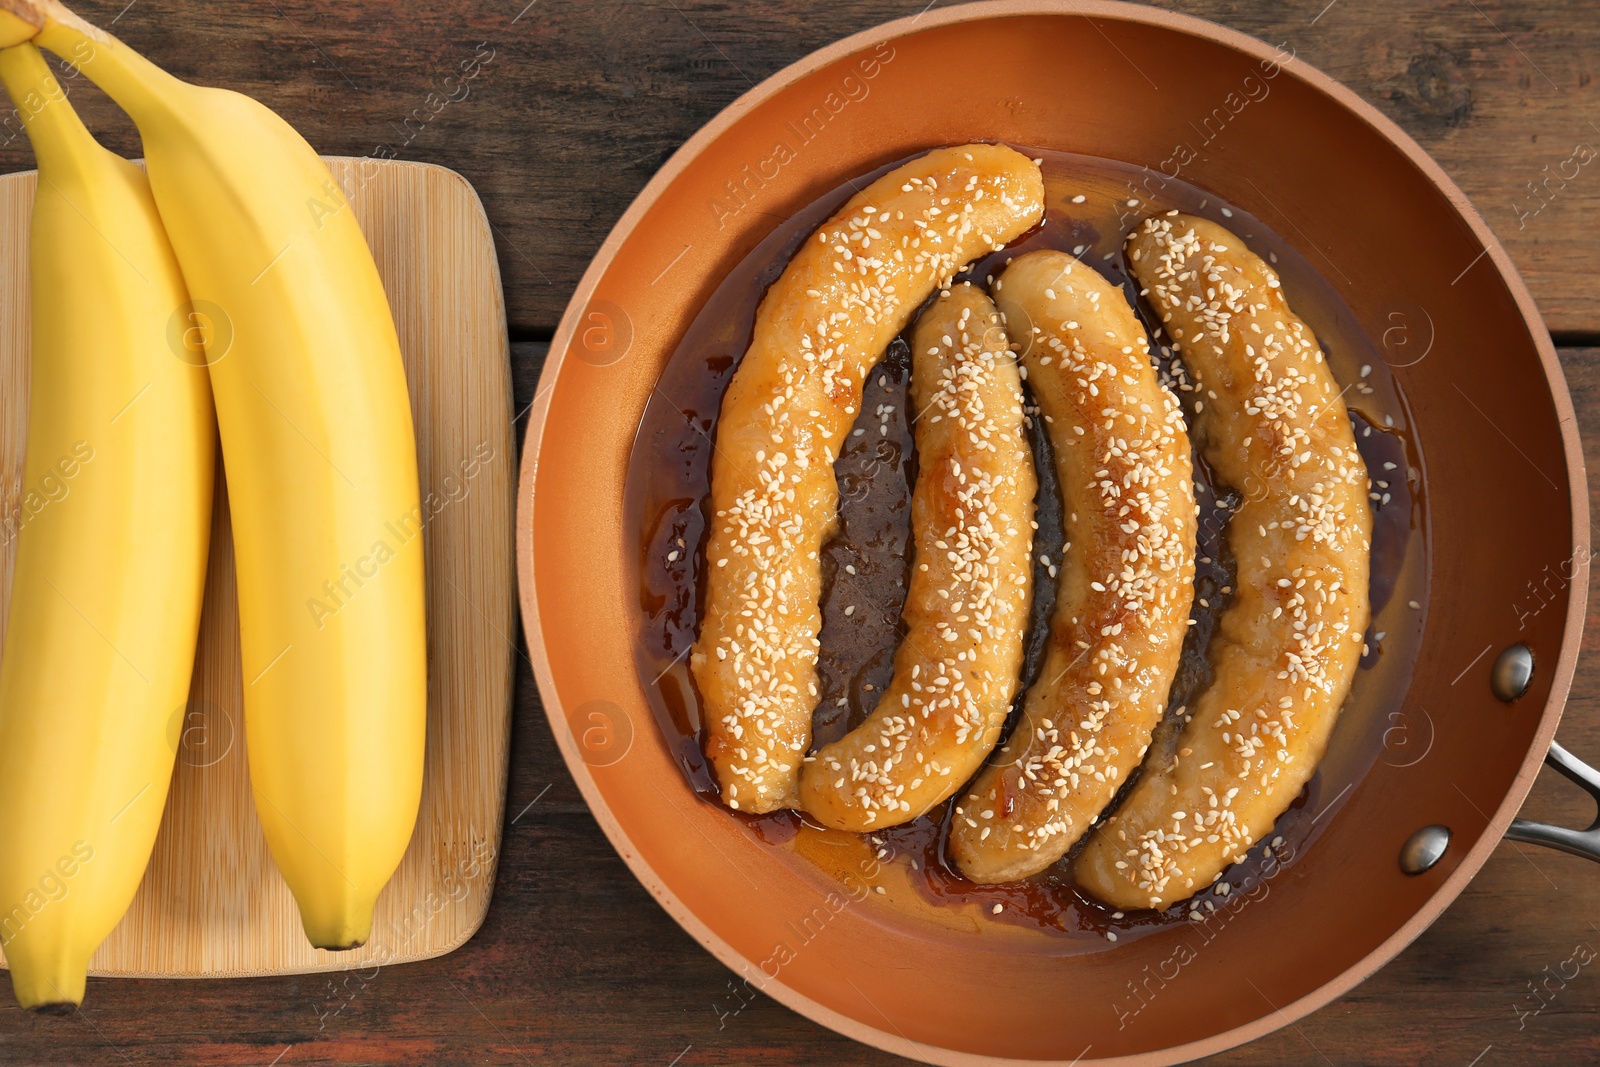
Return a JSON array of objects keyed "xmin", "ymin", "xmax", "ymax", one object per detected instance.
[
  {"xmin": 26, "ymin": 7, "xmax": 428, "ymax": 950},
  {"xmin": 0, "ymin": 42, "xmax": 213, "ymax": 1010}
]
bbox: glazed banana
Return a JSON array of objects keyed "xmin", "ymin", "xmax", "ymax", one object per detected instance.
[
  {"xmin": 800, "ymin": 284, "xmax": 1035, "ymax": 831},
  {"xmin": 949, "ymin": 250, "xmax": 1195, "ymax": 883},
  {"xmin": 691, "ymin": 144, "xmax": 1044, "ymax": 813},
  {"xmin": 0, "ymin": 43, "xmax": 213, "ymax": 1009},
  {"xmin": 20, "ymin": 5, "xmax": 427, "ymax": 948},
  {"xmin": 1075, "ymin": 213, "xmax": 1371, "ymax": 909}
]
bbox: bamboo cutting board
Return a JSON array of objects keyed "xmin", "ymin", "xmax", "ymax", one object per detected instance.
[{"xmin": 0, "ymin": 158, "xmax": 516, "ymax": 976}]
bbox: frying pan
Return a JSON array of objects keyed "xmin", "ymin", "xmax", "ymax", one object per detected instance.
[{"xmin": 515, "ymin": 2, "xmax": 1593, "ymax": 1062}]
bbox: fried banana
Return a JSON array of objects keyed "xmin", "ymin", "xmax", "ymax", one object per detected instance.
[
  {"xmin": 948, "ymin": 250, "xmax": 1196, "ymax": 883},
  {"xmin": 691, "ymin": 145, "xmax": 1045, "ymax": 813},
  {"xmin": 1075, "ymin": 213, "xmax": 1371, "ymax": 909},
  {"xmin": 800, "ymin": 283, "xmax": 1036, "ymax": 831}
]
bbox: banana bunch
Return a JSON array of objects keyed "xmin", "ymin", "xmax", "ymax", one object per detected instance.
[{"xmin": 0, "ymin": 1, "xmax": 427, "ymax": 1010}]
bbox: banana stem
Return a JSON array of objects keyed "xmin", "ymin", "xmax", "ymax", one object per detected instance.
[
  {"xmin": 0, "ymin": 13, "xmax": 37, "ymax": 48},
  {"xmin": 0, "ymin": 0, "xmax": 187, "ymax": 121},
  {"xmin": 0, "ymin": 42, "xmax": 104, "ymax": 176},
  {"xmin": 0, "ymin": 0, "xmax": 90, "ymax": 48},
  {"xmin": 25, "ymin": 2, "xmax": 195, "ymax": 123},
  {"xmin": 0, "ymin": 0, "xmax": 43, "ymax": 48}
]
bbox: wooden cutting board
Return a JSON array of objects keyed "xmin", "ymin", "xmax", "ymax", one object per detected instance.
[{"xmin": 0, "ymin": 158, "xmax": 516, "ymax": 977}]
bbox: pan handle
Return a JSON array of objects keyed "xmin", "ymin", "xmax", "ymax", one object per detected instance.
[{"xmin": 1505, "ymin": 741, "xmax": 1600, "ymax": 863}]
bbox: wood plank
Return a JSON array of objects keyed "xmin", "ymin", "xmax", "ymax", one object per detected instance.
[
  {"xmin": 1, "ymin": 0, "xmax": 1593, "ymax": 334},
  {"xmin": 10, "ymin": 341, "xmax": 1598, "ymax": 1065},
  {"xmin": 0, "ymin": 159, "xmax": 516, "ymax": 977}
]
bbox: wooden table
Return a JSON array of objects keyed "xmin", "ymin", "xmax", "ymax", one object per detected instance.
[{"xmin": 3, "ymin": 1, "xmax": 1600, "ymax": 1063}]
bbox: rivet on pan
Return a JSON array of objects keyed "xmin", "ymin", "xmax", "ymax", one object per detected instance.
[
  {"xmin": 1400, "ymin": 825, "xmax": 1451, "ymax": 875},
  {"xmin": 1490, "ymin": 643, "xmax": 1534, "ymax": 703}
]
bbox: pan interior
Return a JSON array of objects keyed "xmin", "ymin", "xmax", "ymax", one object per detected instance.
[
  {"xmin": 525, "ymin": 8, "xmax": 1580, "ymax": 1062},
  {"xmin": 627, "ymin": 144, "xmax": 1427, "ymax": 958}
]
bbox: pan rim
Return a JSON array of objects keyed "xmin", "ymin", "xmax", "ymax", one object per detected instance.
[{"xmin": 514, "ymin": 2, "xmax": 1591, "ymax": 1063}]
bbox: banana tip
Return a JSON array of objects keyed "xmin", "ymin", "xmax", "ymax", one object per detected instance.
[{"xmin": 30, "ymin": 1001, "xmax": 78, "ymax": 1016}]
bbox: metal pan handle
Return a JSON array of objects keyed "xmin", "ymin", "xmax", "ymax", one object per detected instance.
[{"xmin": 1505, "ymin": 741, "xmax": 1600, "ymax": 863}]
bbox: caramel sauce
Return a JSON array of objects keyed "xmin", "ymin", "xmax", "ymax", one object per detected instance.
[{"xmin": 625, "ymin": 147, "xmax": 1428, "ymax": 951}]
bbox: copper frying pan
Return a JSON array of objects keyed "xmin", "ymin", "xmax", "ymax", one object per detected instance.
[{"xmin": 515, "ymin": 2, "xmax": 1592, "ymax": 1062}]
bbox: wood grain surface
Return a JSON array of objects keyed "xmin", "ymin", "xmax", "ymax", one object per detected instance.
[
  {"xmin": 4, "ymin": 0, "xmax": 1594, "ymax": 338},
  {"xmin": 0, "ymin": 0, "xmax": 1598, "ymax": 1064},
  {"xmin": 0, "ymin": 159, "xmax": 517, "ymax": 978}
]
